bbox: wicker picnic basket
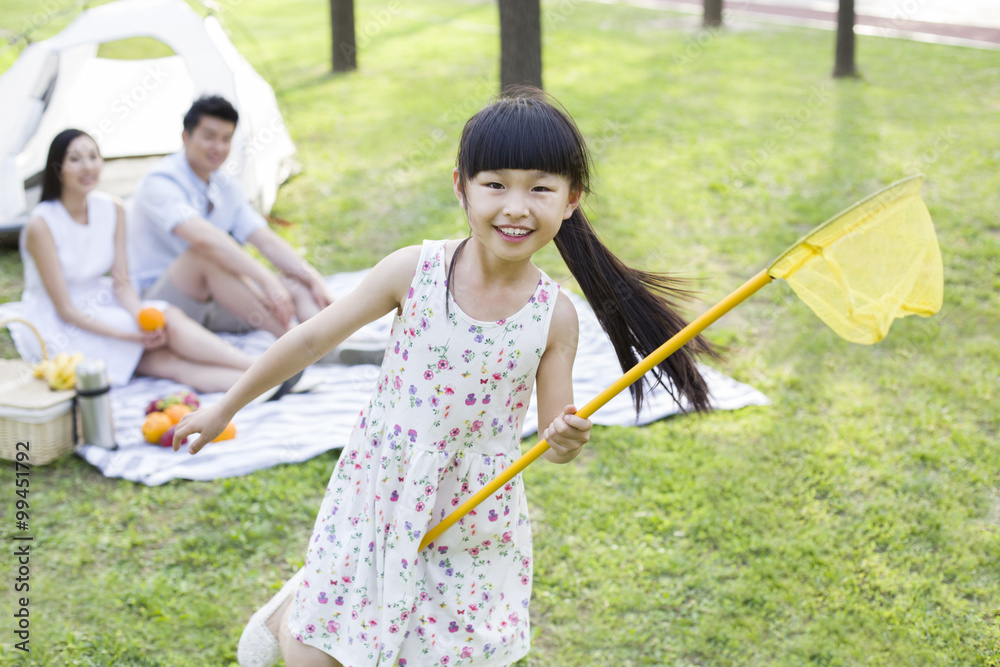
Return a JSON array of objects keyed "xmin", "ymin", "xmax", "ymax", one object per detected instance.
[{"xmin": 0, "ymin": 317, "xmax": 79, "ymax": 465}]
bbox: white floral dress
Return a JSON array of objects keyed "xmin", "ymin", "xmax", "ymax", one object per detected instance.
[{"xmin": 289, "ymin": 240, "xmax": 559, "ymax": 666}]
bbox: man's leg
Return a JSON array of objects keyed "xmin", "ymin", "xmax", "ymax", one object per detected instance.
[
  {"xmin": 280, "ymin": 276, "xmax": 386, "ymax": 366},
  {"xmin": 281, "ymin": 275, "xmax": 323, "ymax": 323},
  {"xmin": 165, "ymin": 249, "xmax": 290, "ymax": 338}
]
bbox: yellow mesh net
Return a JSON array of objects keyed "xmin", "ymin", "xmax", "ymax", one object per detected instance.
[{"xmin": 767, "ymin": 175, "xmax": 943, "ymax": 344}]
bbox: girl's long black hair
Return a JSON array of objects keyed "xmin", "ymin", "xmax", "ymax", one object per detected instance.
[
  {"xmin": 453, "ymin": 87, "xmax": 714, "ymax": 414},
  {"xmin": 40, "ymin": 128, "xmax": 93, "ymax": 202}
]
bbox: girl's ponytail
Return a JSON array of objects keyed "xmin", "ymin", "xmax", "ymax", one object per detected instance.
[{"xmin": 554, "ymin": 208, "xmax": 714, "ymax": 414}]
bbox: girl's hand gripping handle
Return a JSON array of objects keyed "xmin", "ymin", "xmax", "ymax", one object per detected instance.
[{"xmin": 541, "ymin": 405, "xmax": 591, "ymax": 463}]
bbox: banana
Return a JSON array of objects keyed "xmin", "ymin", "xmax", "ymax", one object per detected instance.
[
  {"xmin": 54, "ymin": 365, "xmax": 75, "ymax": 390},
  {"xmin": 58, "ymin": 352, "xmax": 83, "ymax": 390},
  {"xmin": 43, "ymin": 354, "xmax": 63, "ymax": 388},
  {"xmin": 35, "ymin": 352, "xmax": 85, "ymax": 391}
]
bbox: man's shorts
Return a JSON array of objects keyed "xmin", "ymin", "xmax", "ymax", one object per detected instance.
[{"xmin": 143, "ymin": 272, "xmax": 251, "ymax": 334}]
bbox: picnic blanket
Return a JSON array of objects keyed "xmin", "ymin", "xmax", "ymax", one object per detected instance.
[{"xmin": 0, "ymin": 270, "xmax": 770, "ymax": 485}]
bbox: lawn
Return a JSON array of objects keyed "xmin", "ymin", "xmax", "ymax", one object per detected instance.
[{"xmin": 0, "ymin": 0, "xmax": 998, "ymax": 665}]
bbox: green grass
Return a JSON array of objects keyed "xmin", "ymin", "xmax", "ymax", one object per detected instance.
[{"xmin": 1, "ymin": 0, "xmax": 999, "ymax": 664}]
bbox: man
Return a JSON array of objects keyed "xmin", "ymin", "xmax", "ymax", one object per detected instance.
[{"xmin": 129, "ymin": 95, "xmax": 332, "ymax": 339}]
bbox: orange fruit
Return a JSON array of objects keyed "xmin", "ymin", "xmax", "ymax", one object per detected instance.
[
  {"xmin": 137, "ymin": 307, "xmax": 166, "ymax": 331},
  {"xmin": 212, "ymin": 421, "xmax": 237, "ymax": 442},
  {"xmin": 142, "ymin": 411, "xmax": 173, "ymax": 444},
  {"xmin": 163, "ymin": 404, "xmax": 192, "ymax": 424}
]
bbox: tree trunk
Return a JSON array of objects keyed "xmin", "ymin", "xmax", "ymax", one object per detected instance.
[
  {"xmin": 330, "ymin": 0, "xmax": 357, "ymax": 73},
  {"xmin": 833, "ymin": 0, "xmax": 858, "ymax": 77},
  {"xmin": 499, "ymin": 0, "xmax": 542, "ymax": 91},
  {"xmin": 704, "ymin": 0, "xmax": 723, "ymax": 28}
]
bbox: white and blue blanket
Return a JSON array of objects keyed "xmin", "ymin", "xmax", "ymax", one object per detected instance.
[{"xmin": 0, "ymin": 271, "xmax": 770, "ymax": 485}]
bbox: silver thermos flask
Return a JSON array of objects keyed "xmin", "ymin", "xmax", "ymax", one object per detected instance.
[{"xmin": 75, "ymin": 359, "xmax": 117, "ymax": 449}]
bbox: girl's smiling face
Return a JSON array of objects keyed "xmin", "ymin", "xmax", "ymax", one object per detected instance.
[
  {"xmin": 60, "ymin": 135, "xmax": 102, "ymax": 197},
  {"xmin": 454, "ymin": 168, "xmax": 580, "ymax": 262}
]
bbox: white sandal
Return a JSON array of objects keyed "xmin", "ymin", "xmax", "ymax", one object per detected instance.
[{"xmin": 237, "ymin": 568, "xmax": 305, "ymax": 667}]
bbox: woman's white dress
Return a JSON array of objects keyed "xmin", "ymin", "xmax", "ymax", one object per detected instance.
[{"xmin": 19, "ymin": 191, "xmax": 146, "ymax": 387}]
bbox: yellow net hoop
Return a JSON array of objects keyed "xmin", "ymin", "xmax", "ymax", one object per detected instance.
[{"xmin": 767, "ymin": 174, "xmax": 943, "ymax": 344}]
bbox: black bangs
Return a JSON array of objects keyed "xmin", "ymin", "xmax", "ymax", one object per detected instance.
[{"xmin": 457, "ymin": 88, "xmax": 591, "ymax": 193}]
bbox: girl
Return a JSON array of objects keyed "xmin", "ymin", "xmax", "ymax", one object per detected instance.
[
  {"xmin": 20, "ymin": 129, "xmax": 261, "ymax": 392},
  {"xmin": 175, "ymin": 88, "xmax": 712, "ymax": 667}
]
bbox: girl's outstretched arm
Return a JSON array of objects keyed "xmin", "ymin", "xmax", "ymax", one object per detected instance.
[
  {"xmin": 173, "ymin": 245, "xmax": 422, "ymax": 454},
  {"xmin": 536, "ymin": 291, "xmax": 592, "ymax": 464}
]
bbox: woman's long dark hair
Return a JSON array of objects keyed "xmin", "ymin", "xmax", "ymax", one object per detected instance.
[
  {"xmin": 453, "ymin": 87, "xmax": 714, "ymax": 414},
  {"xmin": 40, "ymin": 129, "xmax": 94, "ymax": 202}
]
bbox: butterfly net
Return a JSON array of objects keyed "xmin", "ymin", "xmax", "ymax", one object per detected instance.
[{"xmin": 767, "ymin": 175, "xmax": 943, "ymax": 344}]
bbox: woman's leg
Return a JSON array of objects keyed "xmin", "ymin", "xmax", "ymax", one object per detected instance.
[
  {"xmin": 136, "ymin": 349, "xmax": 245, "ymax": 393},
  {"xmin": 163, "ymin": 306, "xmax": 255, "ymax": 370}
]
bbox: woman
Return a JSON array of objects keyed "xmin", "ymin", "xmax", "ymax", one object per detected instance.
[{"xmin": 19, "ymin": 128, "xmax": 265, "ymax": 392}]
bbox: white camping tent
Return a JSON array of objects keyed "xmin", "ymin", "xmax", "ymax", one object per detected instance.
[{"xmin": 0, "ymin": 0, "xmax": 300, "ymax": 241}]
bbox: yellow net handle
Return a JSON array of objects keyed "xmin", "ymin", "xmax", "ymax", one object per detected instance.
[{"xmin": 418, "ymin": 269, "xmax": 774, "ymax": 551}]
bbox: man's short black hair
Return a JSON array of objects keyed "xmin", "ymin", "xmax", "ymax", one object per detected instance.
[{"xmin": 183, "ymin": 95, "xmax": 239, "ymax": 133}]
